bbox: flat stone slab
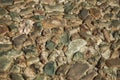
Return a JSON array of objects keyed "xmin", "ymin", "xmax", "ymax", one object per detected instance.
[
  {"xmin": 66, "ymin": 62, "xmax": 90, "ymax": 80},
  {"xmin": 106, "ymin": 58, "xmax": 120, "ymax": 67}
]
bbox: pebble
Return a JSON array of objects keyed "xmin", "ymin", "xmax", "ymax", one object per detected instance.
[
  {"xmin": 0, "ymin": 56, "xmax": 13, "ymax": 72},
  {"xmin": 13, "ymin": 34, "xmax": 27, "ymax": 48},
  {"xmin": 65, "ymin": 39, "xmax": 87, "ymax": 61},
  {"xmin": 45, "ymin": 40, "xmax": 56, "ymax": 51},
  {"xmin": 66, "ymin": 62, "xmax": 90, "ymax": 80},
  {"xmin": 0, "ymin": 7, "xmax": 7, "ymax": 18},
  {"xmin": 79, "ymin": 8, "xmax": 89, "ymax": 20},
  {"xmin": 43, "ymin": 61, "xmax": 55, "ymax": 76},
  {"xmin": 10, "ymin": 73, "xmax": 24, "ymax": 80}
]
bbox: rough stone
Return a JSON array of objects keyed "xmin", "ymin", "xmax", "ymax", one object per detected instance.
[
  {"xmin": 43, "ymin": 61, "xmax": 55, "ymax": 76},
  {"xmin": 10, "ymin": 73, "xmax": 24, "ymax": 80},
  {"xmin": 45, "ymin": 40, "xmax": 56, "ymax": 51},
  {"xmin": 66, "ymin": 62, "xmax": 90, "ymax": 80},
  {"xmin": 65, "ymin": 39, "xmax": 87, "ymax": 61},
  {"xmin": 0, "ymin": 56, "xmax": 13, "ymax": 72}
]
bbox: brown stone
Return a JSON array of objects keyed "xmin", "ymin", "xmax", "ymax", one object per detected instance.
[
  {"xmin": 106, "ymin": 58, "xmax": 120, "ymax": 67},
  {"xmin": 0, "ymin": 25, "xmax": 8, "ymax": 36},
  {"xmin": 90, "ymin": 8, "xmax": 101, "ymax": 19},
  {"xmin": 66, "ymin": 62, "xmax": 90, "ymax": 80}
]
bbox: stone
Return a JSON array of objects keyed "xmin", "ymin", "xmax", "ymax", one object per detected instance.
[
  {"xmin": 27, "ymin": 57, "xmax": 39, "ymax": 66},
  {"xmin": 111, "ymin": 20, "xmax": 120, "ymax": 27},
  {"xmin": 0, "ymin": 0, "xmax": 14, "ymax": 6},
  {"xmin": 65, "ymin": 39, "xmax": 87, "ymax": 61},
  {"xmin": 33, "ymin": 22, "xmax": 42, "ymax": 31},
  {"xmin": 44, "ymin": 4, "xmax": 64, "ymax": 13},
  {"xmin": 45, "ymin": 40, "xmax": 56, "ymax": 51},
  {"xmin": 90, "ymin": 8, "xmax": 101, "ymax": 19},
  {"xmin": 72, "ymin": 51, "xmax": 84, "ymax": 61},
  {"xmin": 105, "ymin": 58, "xmax": 120, "ymax": 67},
  {"xmin": 117, "ymin": 11, "xmax": 120, "ymax": 18},
  {"xmin": 0, "ymin": 25, "xmax": 9, "ymax": 36},
  {"xmin": 56, "ymin": 64, "xmax": 71, "ymax": 75},
  {"xmin": 24, "ymin": 67, "xmax": 35, "ymax": 78},
  {"xmin": 10, "ymin": 65, "xmax": 21, "ymax": 73},
  {"xmin": 66, "ymin": 62, "xmax": 90, "ymax": 80},
  {"xmin": 60, "ymin": 32, "xmax": 70, "ymax": 45},
  {"xmin": 0, "ymin": 56, "xmax": 13, "ymax": 72},
  {"xmin": 4, "ymin": 49, "xmax": 23, "ymax": 58},
  {"xmin": 23, "ymin": 45, "xmax": 38, "ymax": 58},
  {"xmin": 0, "ymin": 44, "xmax": 12, "ymax": 52},
  {"xmin": 31, "ymin": 15, "xmax": 45, "ymax": 21},
  {"xmin": 10, "ymin": 73, "xmax": 24, "ymax": 80},
  {"xmin": 81, "ymin": 70, "xmax": 98, "ymax": 80},
  {"xmin": 0, "ymin": 7, "xmax": 7, "ymax": 18},
  {"xmin": 79, "ymin": 8, "xmax": 89, "ymax": 20},
  {"xmin": 20, "ymin": 7, "xmax": 34, "ymax": 16},
  {"xmin": 34, "ymin": 74, "xmax": 45, "ymax": 80},
  {"xmin": 9, "ymin": 12, "xmax": 21, "ymax": 22},
  {"xmin": 13, "ymin": 34, "xmax": 27, "ymax": 47},
  {"xmin": 43, "ymin": 61, "xmax": 55, "ymax": 76}
]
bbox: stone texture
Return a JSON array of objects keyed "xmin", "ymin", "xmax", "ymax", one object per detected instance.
[
  {"xmin": 105, "ymin": 58, "xmax": 120, "ymax": 67},
  {"xmin": 65, "ymin": 39, "xmax": 87, "ymax": 61},
  {"xmin": 66, "ymin": 62, "xmax": 90, "ymax": 80},
  {"xmin": 10, "ymin": 73, "xmax": 24, "ymax": 80},
  {"xmin": 0, "ymin": 56, "xmax": 13, "ymax": 72},
  {"xmin": 43, "ymin": 61, "xmax": 55, "ymax": 76}
]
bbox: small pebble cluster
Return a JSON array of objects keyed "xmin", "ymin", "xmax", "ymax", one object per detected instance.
[{"xmin": 0, "ymin": 0, "xmax": 120, "ymax": 80}]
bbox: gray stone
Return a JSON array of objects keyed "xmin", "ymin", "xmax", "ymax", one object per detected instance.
[
  {"xmin": 0, "ymin": 7, "xmax": 7, "ymax": 18},
  {"xmin": 66, "ymin": 62, "xmax": 90, "ymax": 80},
  {"xmin": 0, "ymin": 0, "xmax": 14, "ymax": 6},
  {"xmin": 23, "ymin": 45, "xmax": 38, "ymax": 58},
  {"xmin": 10, "ymin": 73, "xmax": 24, "ymax": 80},
  {"xmin": 72, "ymin": 51, "xmax": 84, "ymax": 61},
  {"xmin": 61, "ymin": 32, "xmax": 70, "ymax": 45},
  {"xmin": 111, "ymin": 20, "xmax": 120, "ymax": 27},
  {"xmin": 79, "ymin": 8, "xmax": 89, "ymax": 20},
  {"xmin": 45, "ymin": 40, "xmax": 55, "ymax": 51},
  {"xmin": 0, "ymin": 56, "xmax": 13, "ymax": 72},
  {"xmin": 9, "ymin": 12, "xmax": 21, "ymax": 22},
  {"xmin": 117, "ymin": 11, "xmax": 120, "ymax": 18},
  {"xmin": 4, "ymin": 49, "xmax": 23, "ymax": 58},
  {"xmin": 43, "ymin": 61, "xmax": 55, "ymax": 76},
  {"xmin": 65, "ymin": 39, "xmax": 87, "ymax": 61}
]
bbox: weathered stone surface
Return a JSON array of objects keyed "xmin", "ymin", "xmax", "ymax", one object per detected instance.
[
  {"xmin": 0, "ymin": 25, "xmax": 9, "ymax": 36},
  {"xmin": 79, "ymin": 8, "xmax": 89, "ymax": 20},
  {"xmin": 60, "ymin": 32, "xmax": 70, "ymax": 45},
  {"xmin": 56, "ymin": 63, "xmax": 71, "ymax": 75},
  {"xmin": 0, "ymin": 44, "xmax": 12, "ymax": 52},
  {"xmin": 65, "ymin": 39, "xmax": 87, "ymax": 61},
  {"xmin": 81, "ymin": 70, "xmax": 98, "ymax": 80},
  {"xmin": 43, "ymin": 61, "xmax": 55, "ymax": 76},
  {"xmin": 44, "ymin": 4, "xmax": 64, "ymax": 13},
  {"xmin": 0, "ymin": 56, "xmax": 13, "ymax": 72},
  {"xmin": 66, "ymin": 62, "xmax": 90, "ymax": 80},
  {"xmin": 34, "ymin": 74, "xmax": 45, "ymax": 80},
  {"xmin": 111, "ymin": 20, "xmax": 120, "ymax": 27},
  {"xmin": 105, "ymin": 58, "xmax": 120, "ymax": 67},
  {"xmin": 13, "ymin": 34, "xmax": 27, "ymax": 47},
  {"xmin": 0, "ymin": 0, "xmax": 14, "ymax": 6},
  {"xmin": 0, "ymin": 7, "xmax": 7, "ymax": 18},
  {"xmin": 10, "ymin": 73, "xmax": 24, "ymax": 80},
  {"xmin": 45, "ymin": 40, "xmax": 56, "ymax": 51}
]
